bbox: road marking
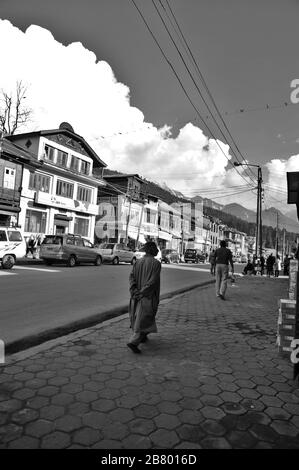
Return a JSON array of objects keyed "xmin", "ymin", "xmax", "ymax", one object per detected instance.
[
  {"xmin": 14, "ymin": 266, "xmax": 61, "ymax": 273},
  {"xmin": 162, "ymin": 264, "xmax": 210, "ymax": 273},
  {"xmin": 0, "ymin": 271, "xmax": 17, "ymax": 276}
]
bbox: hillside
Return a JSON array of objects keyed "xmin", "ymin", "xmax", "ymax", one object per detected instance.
[{"xmin": 222, "ymin": 203, "xmax": 298, "ymax": 233}]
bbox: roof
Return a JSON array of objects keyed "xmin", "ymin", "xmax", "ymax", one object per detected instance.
[
  {"xmin": 103, "ymin": 173, "xmax": 143, "ymax": 184},
  {"xmin": 7, "ymin": 128, "xmax": 107, "ymax": 168},
  {"xmin": 0, "ymin": 138, "xmax": 39, "ymax": 163}
]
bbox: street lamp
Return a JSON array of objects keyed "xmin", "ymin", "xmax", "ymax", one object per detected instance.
[{"xmin": 233, "ymin": 162, "xmax": 263, "ymax": 259}]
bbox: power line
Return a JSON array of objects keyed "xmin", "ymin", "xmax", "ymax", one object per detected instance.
[
  {"xmin": 129, "ymin": 0, "xmax": 256, "ymax": 188},
  {"xmin": 159, "ymin": 0, "xmax": 257, "ymax": 183}
]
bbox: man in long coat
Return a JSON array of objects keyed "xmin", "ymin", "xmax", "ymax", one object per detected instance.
[{"xmin": 127, "ymin": 242, "xmax": 161, "ymax": 354}]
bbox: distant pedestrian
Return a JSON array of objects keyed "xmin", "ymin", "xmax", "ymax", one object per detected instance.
[
  {"xmin": 209, "ymin": 249, "xmax": 216, "ymax": 275},
  {"xmin": 260, "ymin": 255, "xmax": 265, "ymax": 276},
  {"xmin": 274, "ymin": 255, "xmax": 281, "ymax": 277},
  {"xmin": 215, "ymin": 240, "xmax": 234, "ymax": 300},
  {"xmin": 283, "ymin": 255, "xmax": 290, "ymax": 276},
  {"xmin": 266, "ymin": 253, "xmax": 275, "ymax": 277},
  {"xmin": 127, "ymin": 241, "xmax": 161, "ymax": 354}
]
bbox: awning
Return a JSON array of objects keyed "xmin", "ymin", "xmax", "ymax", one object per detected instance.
[
  {"xmin": 54, "ymin": 219, "xmax": 69, "ymax": 227},
  {"xmin": 0, "ymin": 204, "xmax": 21, "ymax": 214},
  {"xmin": 158, "ymin": 230, "xmax": 172, "ymax": 241},
  {"xmin": 54, "ymin": 214, "xmax": 73, "ymax": 221}
]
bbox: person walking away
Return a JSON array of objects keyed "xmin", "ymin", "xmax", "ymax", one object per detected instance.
[
  {"xmin": 260, "ymin": 255, "xmax": 265, "ymax": 276},
  {"xmin": 283, "ymin": 255, "xmax": 290, "ymax": 276},
  {"xmin": 209, "ymin": 249, "xmax": 216, "ymax": 275},
  {"xmin": 127, "ymin": 241, "xmax": 161, "ymax": 354},
  {"xmin": 274, "ymin": 255, "xmax": 281, "ymax": 277},
  {"xmin": 266, "ymin": 253, "xmax": 275, "ymax": 277},
  {"xmin": 215, "ymin": 240, "xmax": 234, "ymax": 300}
]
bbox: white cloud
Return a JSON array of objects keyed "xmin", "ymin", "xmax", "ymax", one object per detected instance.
[{"xmin": 0, "ymin": 19, "xmax": 296, "ymax": 213}]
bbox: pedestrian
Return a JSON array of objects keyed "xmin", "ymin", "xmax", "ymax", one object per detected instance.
[
  {"xmin": 127, "ymin": 241, "xmax": 161, "ymax": 354},
  {"xmin": 25, "ymin": 234, "xmax": 37, "ymax": 258},
  {"xmin": 274, "ymin": 255, "xmax": 281, "ymax": 277},
  {"xmin": 260, "ymin": 254, "xmax": 265, "ymax": 275},
  {"xmin": 266, "ymin": 253, "xmax": 275, "ymax": 277},
  {"xmin": 243, "ymin": 259, "xmax": 256, "ymax": 275},
  {"xmin": 283, "ymin": 255, "xmax": 290, "ymax": 276},
  {"xmin": 215, "ymin": 240, "xmax": 234, "ymax": 300},
  {"xmin": 208, "ymin": 249, "xmax": 216, "ymax": 275}
]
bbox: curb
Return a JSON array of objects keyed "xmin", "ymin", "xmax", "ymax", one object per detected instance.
[{"xmin": 5, "ymin": 279, "xmax": 215, "ymax": 355}]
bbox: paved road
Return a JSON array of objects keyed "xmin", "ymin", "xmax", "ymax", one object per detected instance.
[
  {"xmin": 0, "ymin": 263, "xmax": 213, "ymax": 348},
  {"xmin": 1, "ymin": 276, "xmax": 298, "ymax": 449}
]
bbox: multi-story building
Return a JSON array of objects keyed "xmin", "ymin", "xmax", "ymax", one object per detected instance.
[
  {"xmin": 96, "ymin": 173, "xmax": 145, "ymax": 246},
  {"xmin": 0, "ymin": 138, "xmax": 41, "ymax": 227},
  {"xmin": 7, "ymin": 123, "xmax": 106, "ymax": 241}
]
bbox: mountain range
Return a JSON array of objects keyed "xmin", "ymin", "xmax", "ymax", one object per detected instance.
[{"xmin": 221, "ymin": 203, "xmax": 298, "ymax": 234}]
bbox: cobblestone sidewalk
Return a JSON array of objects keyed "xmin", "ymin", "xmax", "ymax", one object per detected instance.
[{"xmin": 0, "ymin": 276, "xmax": 298, "ymax": 449}]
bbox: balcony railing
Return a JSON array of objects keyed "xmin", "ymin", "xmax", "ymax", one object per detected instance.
[{"xmin": 0, "ymin": 187, "xmax": 21, "ymax": 203}]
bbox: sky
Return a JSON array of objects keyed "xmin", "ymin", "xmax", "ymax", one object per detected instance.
[{"xmin": 0, "ymin": 0, "xmax": 299, "ymax": 220}]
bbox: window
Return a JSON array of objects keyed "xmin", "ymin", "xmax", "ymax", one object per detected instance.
[
  {"xmin": 77, "ymin": 186, "xmax": 92, "ymax": 203},
  {"xmin": 25, "ymin": 210, "xmax": 47, "ymax": 233},
  {"xmin": 0, "ymin": 230, "xmax": 7, "ymax": 242},
  {"xmin": 66, "ymin": 236, "xmax": 75, "ymax": 245},
  {"xmin": 74, "ymin": 217, "xmax": 89, "ymax": 237},
  {"xmin": 3, "ymin": 168, "xmax": 16, "ymax": 189},
  {"xmin": 56, "ymin": 180, "xmax": 74, "ymax": 199},
  {"xmin": 83, "ymin": 239, "xmax": 93, "ymax": 248},
  {"xmin": 7, "ymin": 231, "xmax": 22, "ymax": 242},
  {"xmin": 44, "ymin": 144, "xmax": 55, "ymax": 162},
  {"xmin": 56, "ymin": 150, "xmax": 68, "ymax": 167},
  {"xmin": 81, "ymin": 160, "xmax": 90, "ymax": 175},
  {"xmin": 70, "ymin": 156, "xmax": 80, "ymax": 171},
  {"xmin": 43, "ymin": 236, "xmax": 62, "ymax": 245},
  {"xmin": 74, "ymin": 237, "xmax": 83, "ymax": 246},
  {"xmin": 29, "ymin": 173, "xmax": 50, "ymax": 193}
]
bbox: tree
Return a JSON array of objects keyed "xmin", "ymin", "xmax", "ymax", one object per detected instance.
[{"xmin": 0, "ymin": 81, "xmax": 32, "ymax": 136}]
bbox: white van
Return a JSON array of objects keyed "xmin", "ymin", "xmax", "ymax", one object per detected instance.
[{"xmin": 0, "ymin": 227, "xmax": 26, "ymax": 269}]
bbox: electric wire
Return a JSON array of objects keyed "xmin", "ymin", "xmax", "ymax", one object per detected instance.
[
  {"xmin": 129, "ymin": 0, "xmax": 256, "ymax": 189},
  {"xmin": 159, "ymin": 0, "xmax": 257, "ymax": 183}
]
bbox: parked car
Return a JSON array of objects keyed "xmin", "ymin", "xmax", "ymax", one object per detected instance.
[
  {"xmin": 97, "ymin": 243, "xmax": 136, "ymax": 265},
  {"xmin": 161, "ymin": 249, "xmax": 180, "ymax": 264},
  {"xmin": 40, "ymin": 234, "xmax": 103, "ymax": 267},
  {"xmin": 134, "ymin": 245, "xmax": 162, "ymax": 263},
  {"xmin": 184, "ymin": 249, "xmax": 205, "ymax": 264},
  {"xmin": 0, "ymin": 226, "xmax": 26, "ymax": 269}
]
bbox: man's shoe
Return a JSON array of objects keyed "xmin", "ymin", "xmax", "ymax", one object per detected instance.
[
  {"xmin": 127, "ymin": 343, "xmax": 141, "ymax": 354},
  {"xmin": 219, "ymin": 294, "xmax": 225, "ymax": 300}
]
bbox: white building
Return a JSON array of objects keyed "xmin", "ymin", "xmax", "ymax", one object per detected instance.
[{"xmin": 7, "ymin": 123, "xmax": 106, "ymax": 242}]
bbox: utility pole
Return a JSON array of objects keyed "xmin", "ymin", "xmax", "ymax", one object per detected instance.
[
  {"xmin": 234, "ymin": 162, "xmax": 262, "ymax": 259},
  {"xmin": 275, "ymin": 211, "xmax": 279, "ymax": 258},
  {"xmin": 255, "ymin": 176, "xmax": 260, "ymax": 258},
  {"xmin": 258, "ymin": 168, "xmax": 263, "ymax": 259},
  {"xmin": 125, "ymin": 188, "xmax": 132, "ymax": 245},
  {"xmin": 282, "ymin": 228, "xmax": 286, "ymax": 261}
]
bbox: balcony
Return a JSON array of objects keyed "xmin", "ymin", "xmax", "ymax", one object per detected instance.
[{"xmin": 0, "ymin": 187, "xmax": 21, "ymax": 204}]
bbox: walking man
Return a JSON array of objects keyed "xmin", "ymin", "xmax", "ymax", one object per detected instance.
[
  {"xmin": 127, "ymin": 241, "xmax": 161, "ymax": 354},
  {"xmin": 209, "ymin": 249, "xmax": 216, "ymax": 275},
  {"xmin": 215, "ymin": 240, "xmax": 234, "ymax": 300}
]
